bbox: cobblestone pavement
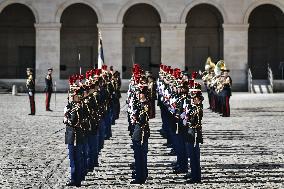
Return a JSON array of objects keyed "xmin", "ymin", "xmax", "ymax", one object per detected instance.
[{"xmin": 0, "ymin": 92, "xmax": 283, "ymax": 188}]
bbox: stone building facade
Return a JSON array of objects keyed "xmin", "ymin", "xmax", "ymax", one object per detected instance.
[{"xmin": 0, "ymin": 0, "xmax": 283, "ymax": 91}]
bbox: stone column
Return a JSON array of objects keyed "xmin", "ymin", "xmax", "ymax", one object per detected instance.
[
  {"xmin": 97, "ymin": 23, "xmax": 123, "ymax": 74},
  {"xmin": 160, "ymin": 23, "xmax": 186, "ymax": 69},
  {"xmin": 34, "ymin": 23, "xmax": 61, "ymax": 91},
  {"xmin": 223, "ymin": 24, "xmax": 249, "ymax": 91}
]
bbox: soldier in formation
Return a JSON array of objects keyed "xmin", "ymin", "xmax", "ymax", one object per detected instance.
[
  {"xmin": 157, "ymin": 64, "xmax": 204, "ymax": 183},
  {"xmin": 202, "ymin": 57, "xmax": 232, "ymax": 117},
  {"xmin": 127, "ymin": 64, "xmax": 157, "ymax": 184},
  {"xmin": 63, "ymin": 65, "xmax": 121, "ymax": 187},
  {"xmin": 26, "ymin": 68, "xmax": 35, "ymax": 115}
]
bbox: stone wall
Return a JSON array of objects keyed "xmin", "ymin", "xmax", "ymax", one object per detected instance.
[{"xmin": 0, "ymin": 0, "xmax": 283, "ymax": 91}]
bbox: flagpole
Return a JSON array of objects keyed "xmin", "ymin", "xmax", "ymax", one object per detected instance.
[
  {"xmin": 78, "ymin": 50, "xmax": 81, "ymax": 74},
  {"xmin": 131, "ymin": 55, "xmax": 134, "ymax": 66},
  {"xmin": 98, "ymin": 30, "xmax": 104, "ymax": 69}
]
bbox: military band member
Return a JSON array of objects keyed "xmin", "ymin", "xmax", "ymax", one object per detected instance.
[
  {"xmin": 26, "ymin": 68, "xmax": 35, "ymax": 115},
  {"xmin": 45, "ymin": 68, "xmax": 53, "ymax": 111},
  {"xmin": 202, "ymin": 58, "xmax": 232, "ymax": 117}
]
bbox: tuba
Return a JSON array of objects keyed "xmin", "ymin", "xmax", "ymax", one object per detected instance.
[
  {"xmin": 214, "ymin": 60, "xmax": 225, "ymax": 76},
  {"xmin": 205, "ymin": 57, "xmax": 216, "ymax": 71}
]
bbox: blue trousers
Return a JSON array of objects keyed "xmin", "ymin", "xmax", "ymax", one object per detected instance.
[
  {"xmin": 161, "ymin": 106, "xmax": 171, "ymax": 145},
  {"xmin": 168, "ymin": 114, "xmax": 177, "ymax": 154},
  {"xmin": 142, "ymin": 140, "xmax": 148, "ymax": 179},
  {"xmin": 176, "ymin": 133, "xmax": 188, "ymax": 171},
  {"xmin": 133, "ymin": 140, "xmax": 148, "ymax": 181},
  {"xmin": 186, "ymin": 143, "xmax": 201, "ymax": 181},
  {"xmin": 105, "ymin": 109, "xmax": 113, "ymax": 139},
  {"xmin": 99, "ymin": 119, "xmax": 106, "ymax": 150},
  {"xmin": 82, "ymin": 138, "xmax": 88, "ymax": 179},
  {"xmin": 68, "ymin": 144, "xmax": 83, "ymax": 185},
  {"xmin": 87, "ymin": 133, "xmax": 99, "ymax": 170}
]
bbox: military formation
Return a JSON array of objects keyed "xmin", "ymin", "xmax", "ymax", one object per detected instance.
[
  {"xmin": 157, "ymin": 64, "xmax": 204, "ymax": 183},
  {"xmin": 201, "ymin": 57, "xmax": 232, "ymax": 117},
  {"xmin": 62, "ymin": 65, "xmax": 121, "ymax": 187},
  {"xmin": 24, "ymin": 57, "xmax": 232, "ymax": 186}
]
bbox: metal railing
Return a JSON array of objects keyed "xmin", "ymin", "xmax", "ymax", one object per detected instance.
[
  {"xmin": 268, "ymin": 64, "xmax": 273, "ymax": 92},
  {"xmin": 248, "ymin": 68, "xmax": 253, "ymax": 93}
]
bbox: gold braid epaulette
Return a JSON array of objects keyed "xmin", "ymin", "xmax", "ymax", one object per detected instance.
[
  {"xmin": 70, "ymin": 103, "xmax": 81, "ymax": 128},
  {"xmin": 189, "ymin": 105, "xmax": 202, "ymax": 129}
]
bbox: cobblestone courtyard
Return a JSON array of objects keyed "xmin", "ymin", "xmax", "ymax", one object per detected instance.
[{"xmin": 0, "ymin": 93, "xmax": 283, "ymax": 188}]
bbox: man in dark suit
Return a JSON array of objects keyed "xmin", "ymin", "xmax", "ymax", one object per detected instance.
[{"xmin": 26, "ymin": 68, "xmax": 35, "ymax": 115}]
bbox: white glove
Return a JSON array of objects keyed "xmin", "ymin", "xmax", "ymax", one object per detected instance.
[
  {"xmin": 29, "ymin": 92, "xmax": 33, "ymax": 96},
  {"xmin": 183, "ymin": 119, "xmax": 187, "ymax": 126}
]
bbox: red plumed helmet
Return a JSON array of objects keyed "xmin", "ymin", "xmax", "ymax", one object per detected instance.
[
  {"xmin": 102, "ymin": 65, "xmax": 107, "ymax": 71},
  {"xmin": 79, "ymin": 74, "xmax": 84, "ymax": 81},
  {"xmin": 85, "ymin": 71, "xmax": 89, "ymax": 79},
  {"xmin": 98, "ymin": 69, "xmax": 102, "ymax": 75},
  {"xmin": 189, "ymin": 79, "xmax": 195, "ymax": 88},
  {"xmin": 192, "ymin": 71, "xmax": 198, "ymax": 79},
  {"xmin": 69, "ymin": 76, "xmax": 74, "ymax": 85}
]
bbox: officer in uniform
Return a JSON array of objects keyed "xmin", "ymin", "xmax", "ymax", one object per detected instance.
[
  {"xmin": 131, "ymin": 84, "xmax": 150, "ymax": 184},
  {"xmin": 220, "ymin": 67, "xmax": 232, "ymax": 117},
  {"xmin": 45, "ymin": 68, "xmax": 53, "ymax": 111},
  {"xmin": 185, "ymin": 90, "xmax": 203, "ymax": 183},
  {"xmin": 26, "ymin": 68, "xmax": 35, "ymax": 115},
  {"xmin": 127, "ymin": 64, "xmax": 150, "ymax": 184}
]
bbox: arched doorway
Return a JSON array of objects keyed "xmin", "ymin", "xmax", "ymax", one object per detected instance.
[
  {"xmin": 122, "ymin": 3, "xmax": 161, "ymax": 79},
  {"xmin": 0, "ymin": 3, "xmax": 36, "ymax": 78},
  {"xmin": 248, "ymin": 4, "xmax": 284, "ymax": 79},
  {"xmin": 185, "ymin": 4, "xmax": 223, "ymax": 75},
  {"xmin": 60, "ymin": 3, "xmax": 98, "ymax": 79}
]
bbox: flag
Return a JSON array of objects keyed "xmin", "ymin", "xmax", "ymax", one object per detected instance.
[{"xmin": 97, "ymin": 30, "xmax": 104, "ymax": 69}]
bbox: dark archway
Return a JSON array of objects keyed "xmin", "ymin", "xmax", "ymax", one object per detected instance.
[
  {"xmin": 0, "ymin": 3, "xmax": 36, "ymax": 79},
  {"xmin": 185, "ymin": 4, "xmax": 223, "ymax": 75},
  {"xmin": 122, "ymin": 3, "xmax": 161, "ymax": 79},
  {"xmin": 248, "ymin": 4, "xmax": 284, "ymax": 79},
  {"xmin": 60, "ymin": 3, "xmax": 98, "ymax": 79}
]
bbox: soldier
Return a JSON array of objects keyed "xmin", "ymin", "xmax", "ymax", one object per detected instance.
[
  {"xmin": 45, "ymin": 68, "xmax": 53, "ymax": 111},
  {"xmin": 131, "ymin": 85, "xmax": 150, "ymax": 184},
  {"xmin": 63, "ymin": 89, "xmax": 84, "ymax": 187},
  {"xmin": 127, "ymin": 64, "xmax": 150, "ymax": 184},
  {"xmin": 26, "ymin": 68, "xmax": 35, "ymax": 115},
  {"xmin": 112, "ymin": 71, "xmax": 122, "ymax": 121},
  {"xmin": 185, "ymin": 90, "xmax": 203, "ymax": 183},
  {"xmin": 147, "ymin": 75, "xmax": 156, "ymax": 119}
]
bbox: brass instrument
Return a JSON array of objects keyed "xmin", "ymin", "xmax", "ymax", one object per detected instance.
[
  {"xmin": 214, "ymin": 60, "xmax": 225, "ymax": 76},
  {"xmin": 205, "ymin": 57, "xmax": 215, "ymax": 71}
]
